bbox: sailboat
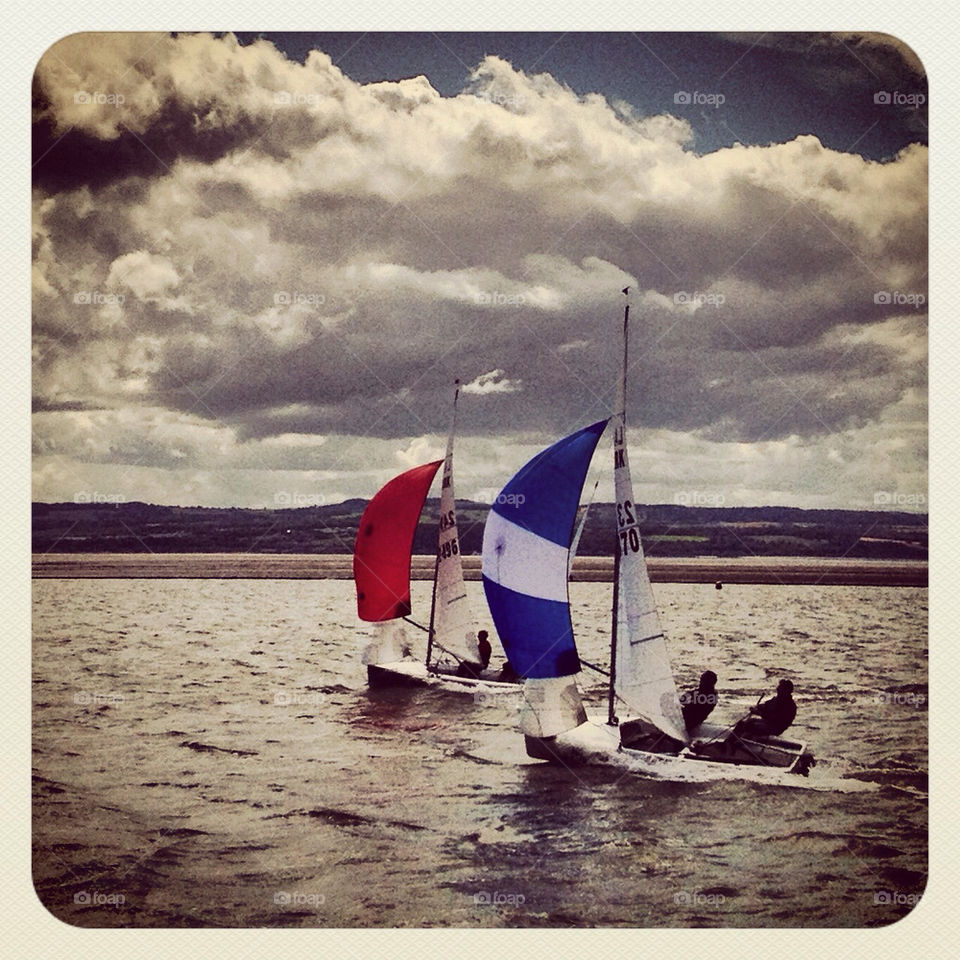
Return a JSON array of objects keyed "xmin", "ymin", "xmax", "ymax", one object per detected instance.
[
  {"xmin": 481, "ymin": 292, "xmax": 815, "ymax": 777},
  {"xmin": 354, "ymin": 383, "xmax": 522, "ymax": 694}
]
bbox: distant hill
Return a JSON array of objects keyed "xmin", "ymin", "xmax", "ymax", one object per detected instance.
[{"xmin": 32, "ymin": 500, "xmax": 927, "ymax": 559}]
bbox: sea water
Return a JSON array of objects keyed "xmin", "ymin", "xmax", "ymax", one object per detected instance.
[{"xmin": 32, "ymin": 576, "xmax": 927, "ymax": 927}]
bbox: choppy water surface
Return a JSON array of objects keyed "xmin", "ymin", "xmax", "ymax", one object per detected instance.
[{"xmin": 33, "ymin": 577, "xmax": 927, "ymax": 927}]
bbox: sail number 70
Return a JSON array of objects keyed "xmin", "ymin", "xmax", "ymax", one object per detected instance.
[{"xmin": 616, "ymin": 499, "xmax": 641, "ymax": 556}]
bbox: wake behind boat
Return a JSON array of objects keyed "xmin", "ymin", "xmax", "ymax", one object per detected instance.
[
  {"xmin": 481, "ymin": 291, "xmax": 815, "ymax": 780},
  {"xmin": 354, "ymin": 382, "xmax": 522, "ymax": 696}
]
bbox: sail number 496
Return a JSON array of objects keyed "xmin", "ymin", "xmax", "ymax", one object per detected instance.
[
  {"xmin": 438, "ymin": 538, "xmax": 459, "ymax": 560},
  {"xmin": 438, "ymin": 509, "xmax": 459, "ymax": 559}
]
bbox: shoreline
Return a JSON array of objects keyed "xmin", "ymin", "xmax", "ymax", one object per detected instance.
[{"xmin": 31, "ymin": 553, "xmax": 928, "ymax": 587}]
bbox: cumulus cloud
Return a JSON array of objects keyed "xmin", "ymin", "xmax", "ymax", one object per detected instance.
[
  {"xmin": 31, "ymin": 32, "xmax": 926, "ymax": 508},
  {"xmin": 395, "ymin": 435, "xmax": 444, "ymax": 469},
  {"xmin": 107, "ymin": 250, "xmax": 181, "ymax": 301},
  {"xmin": 461, "ymin": 369, "xmax": 524, "ymax": 395}
]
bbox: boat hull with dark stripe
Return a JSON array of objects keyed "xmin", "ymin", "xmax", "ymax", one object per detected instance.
[
  {"xmin": 366, "ymin": 659, "xmax": 522, "ymax": 694},
  {"xmin": 525, "ymin": 715, "xmax": 815, "ymax": 777}
]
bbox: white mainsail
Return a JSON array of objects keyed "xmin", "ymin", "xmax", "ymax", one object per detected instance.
[
  {"xmin": 612, "ymin": 300, "xmax": 689, "ymax": 743},
  {"xmin": 568, "ymin": 479, "xmax": 598, "ymax": 577},
  {"xmin": 431, "ymin": 383, "xmax": 481, "ymax": 665}
]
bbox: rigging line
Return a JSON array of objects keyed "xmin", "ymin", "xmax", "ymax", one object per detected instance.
[
  {"xmin": 427, "ymin": 638, "xmax": 468, "ymax": 665},
  {"xmin": 606, "ymin": 683, "xmax": 690, "ymax": 742},
  {"xmin": 692, "ymin": 696, "xmax": 763, "ymax": 746},
  {"xmin": 578, "ymin": 657, "xmax": 610, "ymax": 678},
  {"xmin": 733, "ymin": 737, "xmax": 777, "ymax": 768}
]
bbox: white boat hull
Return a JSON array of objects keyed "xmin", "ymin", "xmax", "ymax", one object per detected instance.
[
  {"xmin": 366, "ymin": 659, "xmax": 522, "ymax": 695},
  {"xmin": 525, "ymin": 715, "xmax": 815, "ymax": 779}
]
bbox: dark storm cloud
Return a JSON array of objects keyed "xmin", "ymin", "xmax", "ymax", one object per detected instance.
[
  {"xmin": 722, "ymin": 32, "xmax": 925, "ymax": 88},
  {"xmin": 33, "ymin": 96, "xmax": 262, "ymax": 193},
  {"xmin": 32, "ymin": 33, "xmax": 358, "ymax": 192}
]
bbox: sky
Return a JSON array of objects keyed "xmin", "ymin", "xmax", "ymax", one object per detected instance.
[{"xmin": 31, "ymin": 31, "xmax": 928, "ymax": 511}]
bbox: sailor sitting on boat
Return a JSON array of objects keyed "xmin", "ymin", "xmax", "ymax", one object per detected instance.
[
  {"xmin": 734, "ymin": 679, "xmax": 797, "ymax": 738},
  {"xmin": 497, "ymin": 658, "xmax": 520, "ymax": 683},
  {"xmin": 679, "ymin": 670, "xmax": 718, "ymax": 732},
  {"xmin": 456, "ymin": 630, "xmax": 492, "ymax": 678}
]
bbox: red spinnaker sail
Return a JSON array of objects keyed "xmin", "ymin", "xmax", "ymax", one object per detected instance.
[{"xmin": 354, "ymin": 460, "xmax": 443, "ymax": 621}]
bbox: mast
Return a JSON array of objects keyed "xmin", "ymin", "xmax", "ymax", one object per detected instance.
[
  {"xmin": 608, "ymin": 288, "xmax": 629, "ymax": 725},
  {"xmin": 608, "ymin": 539, "xmax": 620, "ymax": 725},
  {"xmin": 426, "ymin": 379, "xmax": 460, "ymax": 668},
  {"xmin": 425, "ymin": 550, "xmax": 440, "ymax": 668},
  {"xmin": 607, "ymin": 287, "xmax": 688, "ymax": 743}
]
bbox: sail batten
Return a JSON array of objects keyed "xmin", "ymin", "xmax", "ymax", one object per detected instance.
[{"xmin": 629, "ymin": 632, "xmax": 666, "ymax": 646}]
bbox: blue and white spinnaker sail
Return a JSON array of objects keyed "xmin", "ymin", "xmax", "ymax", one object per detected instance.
[{"xmin": 482, "ymin": 420, "xmax": 607, "ymax": 735}]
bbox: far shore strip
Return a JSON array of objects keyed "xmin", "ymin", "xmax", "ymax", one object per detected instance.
[{"xmin": 32, "ymin": 554, "xmax": 927, "ymax": 587}]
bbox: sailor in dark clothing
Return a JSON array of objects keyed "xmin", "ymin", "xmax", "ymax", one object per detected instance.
[
  {"xmin": 497, "ymin": 658, "xmax": 520, "ymax": 683},
  {"xmin": 736, "ymin": 679, "xmax": 797, "ymax": 738},
  {"xmin": 457, "ymin": 630, "xmax": 492, "ymax": 678},
  {"xmin": 477, "ymin": 631, "xmax": 491, "ymax": 668},
  {"xmin": 679, "ymin": 670, "xmax": 718, "ymax": 732}
]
